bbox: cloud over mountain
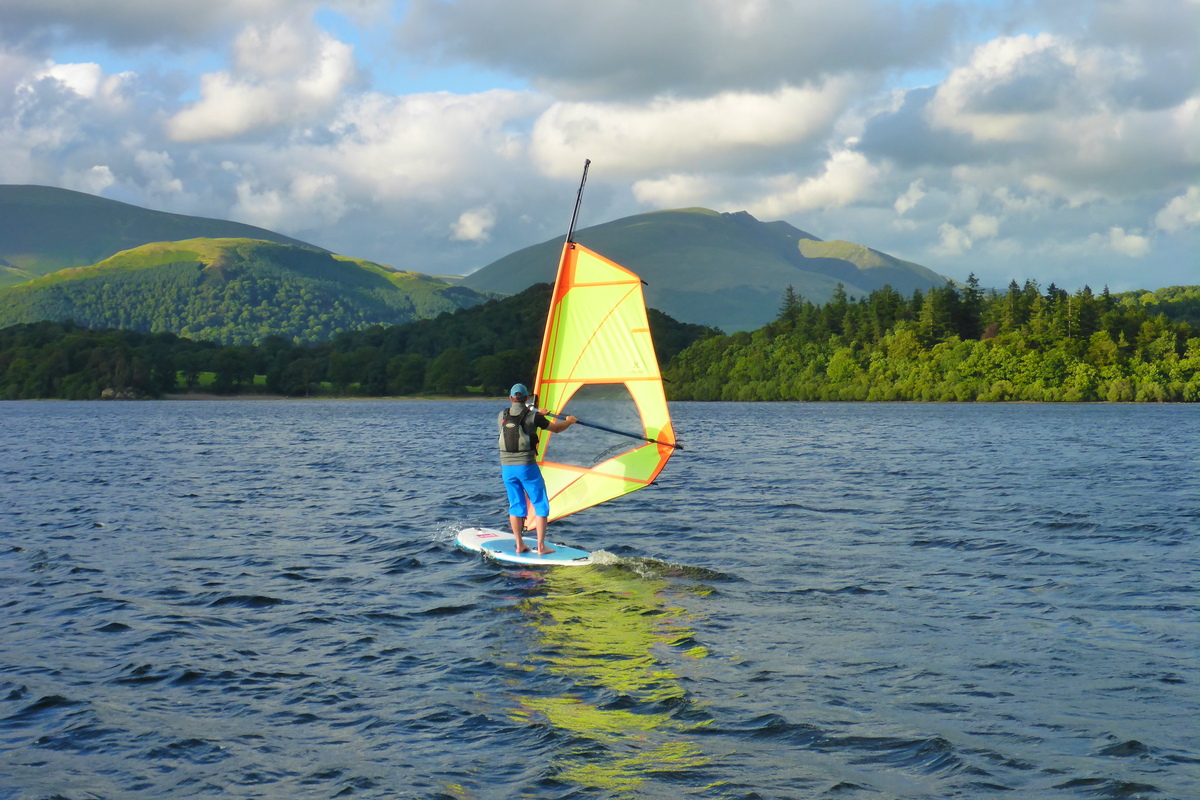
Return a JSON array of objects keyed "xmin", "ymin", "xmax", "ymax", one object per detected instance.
[{"xmin": 0, "ymin": 0, "xmax": 1195, "ymax": 292}]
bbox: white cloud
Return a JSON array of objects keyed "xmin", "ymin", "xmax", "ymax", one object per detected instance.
[
  {"xmin": 232, "ymin": 171, "xmax": 347, "ymax": 233},
  {"xmin": 927, "ymin": 33, "xmax": 1065, "ymax": 143},
  {"xmin": 233, "ymin": 18, "xmax": 322, "ymax": 78},
  {"xmin": 61, "ymin": 164, "xmax": 117, "ymax": 195},
  {"xmin": 323, "ymin": 89, "xmax": 545, "ymax": 198},
  {"xmin": 290, "ymin": 172, "xmax": 347, "ymax": 225},
  {"xmin": 914, "ymin": 29, "xmax": 1199, "ymax": 209},
  {"xmin": 748, "ymin": 149, "xmax": 881, "ymax": 218},
  {"xmin": 451, "ymin": 206, "xmax": 497, "ymax": 242},
  {"xmin": 936, "ymin": 222, "xmax": 973, "ymax": 256},
  {"xmin": 3, "ymin": 59, "xmax": 136, "ymax": 158},
  {"xmin": 632, "ymin": 174, "xmax": 717, "ymax": 209},
  {"xmin": 1103, "ymin": 226, "xmax": 1152, "ymax": 257},
  {"xmin": 29, "ymin": 61, "xmax": 133, "ymax": 112},
  {"xmin": 967, "ymin": 214, "xmax": 1000, "ymax": 240},
  {"xmin": 894, "ymin": 179, "xmax": 926, "ymax": 215},
  {"xmin": 166, "ymin": 21, "xmax": 357, "ymax": 142},
  {"xmin": 133, "ymin": 149, "xmax": 183, "ymax": 194},
  {"xmin": 39, "ymin": 62, "xmax": 104, "ymax": 98},
  {"xmin": 530, "ymin": 82, "xmax": 852, "ymax": 178},
  {"xmin": 232, "ymin": 180, "xmax": 287, "ymax": 230},
  {"xmin": 932, "ymin": 214, "xmax": 1000, "ymax": 256},
  {"xmin": 1155, "ymin": 186, "xmax": 1200, "ymax": 232}
]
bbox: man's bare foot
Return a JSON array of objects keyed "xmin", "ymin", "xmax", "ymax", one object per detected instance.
[
  {"xmin": 514, "ymin": 542, "xmax": 530, "ymax": 554},
  {"xmin": 534, "ymin": 545, "xmax": 555, "ymax": 555}
]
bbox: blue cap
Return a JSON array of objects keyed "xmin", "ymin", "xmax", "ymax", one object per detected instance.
[{"xmin": 509, "ymin": 383, "xmax": 529, "ymax": 398}]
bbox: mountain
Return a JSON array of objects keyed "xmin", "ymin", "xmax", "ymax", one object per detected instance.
[
  {"xmin": 0, "ymin": 185, "xmax": 321, "ymax": 288},
  {"xmin": 460, "ymin": 207, "xmax": 951, "ymax": 331},
  {"xmin": 0, "ymin": 238, "xmax": 493, "ymax": 345}
]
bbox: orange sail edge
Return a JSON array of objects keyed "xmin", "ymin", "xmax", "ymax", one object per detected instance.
[{"xmin": 532, "ymin": 241, "xmax": 575, "ymax": 403}]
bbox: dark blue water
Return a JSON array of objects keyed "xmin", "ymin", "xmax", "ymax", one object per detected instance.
[{"xmin": 1, "ymin": 400, "xmax": 1197, "ymax": 799}]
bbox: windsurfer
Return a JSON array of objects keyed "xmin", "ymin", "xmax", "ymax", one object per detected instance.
[{"xmin": 498, "ymin": 383, "xmax": 577, "ymax": 555}]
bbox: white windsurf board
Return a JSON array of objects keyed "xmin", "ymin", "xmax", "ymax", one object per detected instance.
[{"xmin": 455, "ymin": 527, "xmax": 594, "ymax": 567}]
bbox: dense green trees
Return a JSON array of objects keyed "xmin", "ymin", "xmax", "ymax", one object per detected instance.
[
  {"xmin": 0, "ymin": 322, "xmax": 199, "ymax": 399},
  {"xmin": 0, "ymin": 284, "xmax": 715, "ymax": 400},
  {"xmin": 6, "ymin": 278, "xmax": 1196, "ymax": 403},
  {"xmin": 664, "ymin": 280, "xmax": 1200, "ymax": 402}
]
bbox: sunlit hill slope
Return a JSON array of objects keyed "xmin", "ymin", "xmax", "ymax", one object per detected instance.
[{"xmin": 0, "ymin": 238, "xmax": 494, "ymax": 345}]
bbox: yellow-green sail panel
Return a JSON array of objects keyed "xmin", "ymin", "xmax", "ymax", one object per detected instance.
[{"xmin": 534, "ymin": 243, "xmax": 676, "ymax": 522}]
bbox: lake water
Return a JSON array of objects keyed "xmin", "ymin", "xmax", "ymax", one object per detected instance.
[{"xmin": 1, "ymin": 400, "xmax": 1197, "ymax": 800}]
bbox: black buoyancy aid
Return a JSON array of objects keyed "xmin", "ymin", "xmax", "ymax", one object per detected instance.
[{"xmin": 501, "ymin": 407, "xmax": 539, "ymax": 453}]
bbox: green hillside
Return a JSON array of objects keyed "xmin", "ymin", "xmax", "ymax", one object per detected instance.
[
  {"xmin": 0, "ymin": 184, "xmax": 321, "ymax": 286},
  {"xmin": 0, "ymin": 238, "xmax": 494, "ymax": 345},
  {"xmin": 460, "ymin": 208, "xmax": 950, "ymax": 331}
]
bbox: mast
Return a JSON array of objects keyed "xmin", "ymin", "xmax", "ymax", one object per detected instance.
[
  {"xmin": 536, "ymin": 160, "xmax": 591, "ymax": 407},
  {"xmin": 565, "ymin": 159, "xmax": 591, "ymax": 245}
]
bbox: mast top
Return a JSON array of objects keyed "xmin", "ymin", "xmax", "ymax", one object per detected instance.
[{"xmin": 565, "ymin": 159, "xmax": 591, "ymax": 245}]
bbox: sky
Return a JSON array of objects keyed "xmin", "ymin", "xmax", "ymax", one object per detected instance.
[{"xmin": 1, "ymin": 0, "xmax": 1197, "ymax": 293}]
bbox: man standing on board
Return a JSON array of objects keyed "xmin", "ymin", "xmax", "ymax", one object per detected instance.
[{"xmin": 498, "ymin": 383, "xmax": 577, "ymax": 555}]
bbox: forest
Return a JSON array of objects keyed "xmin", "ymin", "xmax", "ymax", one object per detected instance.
[
  {"xmin": 2, "ymin": 278, "xmax": 1199, "ymax": 403},
  {"xmin": 0, "ymin": 284, "xmax": 714, "ymax": 400},
  {"xmin": 664, "ymin": 279, "xmax": 1200, "ymax": 402}
]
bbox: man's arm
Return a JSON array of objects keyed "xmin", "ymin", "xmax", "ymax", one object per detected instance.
[{"xmin": 545, "ymin": 414, "xmax": 577, "ymax": 433}]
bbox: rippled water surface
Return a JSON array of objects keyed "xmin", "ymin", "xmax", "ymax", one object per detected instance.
[{"xmin": 1, "ymin": 400, "xmax": 1197, "ymax": 799}]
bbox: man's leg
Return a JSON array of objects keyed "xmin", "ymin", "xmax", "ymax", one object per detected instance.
[
  {"xmin": 529, "ymin": 515, "xmax": 554, "ymax": 555},
  {"xmin": 523, "ymin": 473, "xmax": 553, "ymax": 554},
  {"xmin": 509, "ymin": 514, "xmax": 529, "ymax": 553},
  {"xmin": 502, "ymin": 466, "xmax": 530, "ymax": 553}
]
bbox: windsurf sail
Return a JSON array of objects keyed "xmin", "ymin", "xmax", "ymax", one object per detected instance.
[{"xmin": 533, "ymin": 234, "xmax": 678, "ymax": 522}]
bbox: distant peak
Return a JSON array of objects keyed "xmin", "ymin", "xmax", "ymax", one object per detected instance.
[{"xmin": 646, "ymin": 207, "xmax": 719, "ymax": 216}]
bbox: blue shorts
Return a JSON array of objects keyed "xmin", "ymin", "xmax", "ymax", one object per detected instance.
[{"xmin": 501, "ymin": 464, "xmax": 551, "ymax": 518}]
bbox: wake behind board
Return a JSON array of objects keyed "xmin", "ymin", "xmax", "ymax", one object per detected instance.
[{"xmin": 456, "ymin": 527, "xmax": 594, "ymax": 567}]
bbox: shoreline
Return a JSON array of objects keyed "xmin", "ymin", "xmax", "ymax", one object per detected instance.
[{"xmin": 160, "ymin": 392, "xmax": 496, "ymax": 401}]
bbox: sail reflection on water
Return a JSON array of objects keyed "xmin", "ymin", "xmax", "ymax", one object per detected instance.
[{"xmin": 506, "ymin": 564, "xmax": 716, "ymax": 794}]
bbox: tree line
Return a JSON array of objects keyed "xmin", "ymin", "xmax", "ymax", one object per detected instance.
[
  {"xmin": 0, "ymin": 284, "xmax": 715, "ymax": 400},
  {"xmin": 4, "ymin": 276, "xmax": 1198, "ymax": 403},
  {"xmin": 664, "ymin": 279, "xmax": 1200, "ymax": 402}
]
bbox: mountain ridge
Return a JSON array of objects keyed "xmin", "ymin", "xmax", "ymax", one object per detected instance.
[
  {"xmin": 0, "ymin": 185, "xmax": 952, "ymax": 338},
  {"xmin": 461, "ymin": 207, "xmax": 950, "ymax": 331},
  {"xmin": 0, "ymin": 184, "xmax": 323, "ymax": 286}
]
